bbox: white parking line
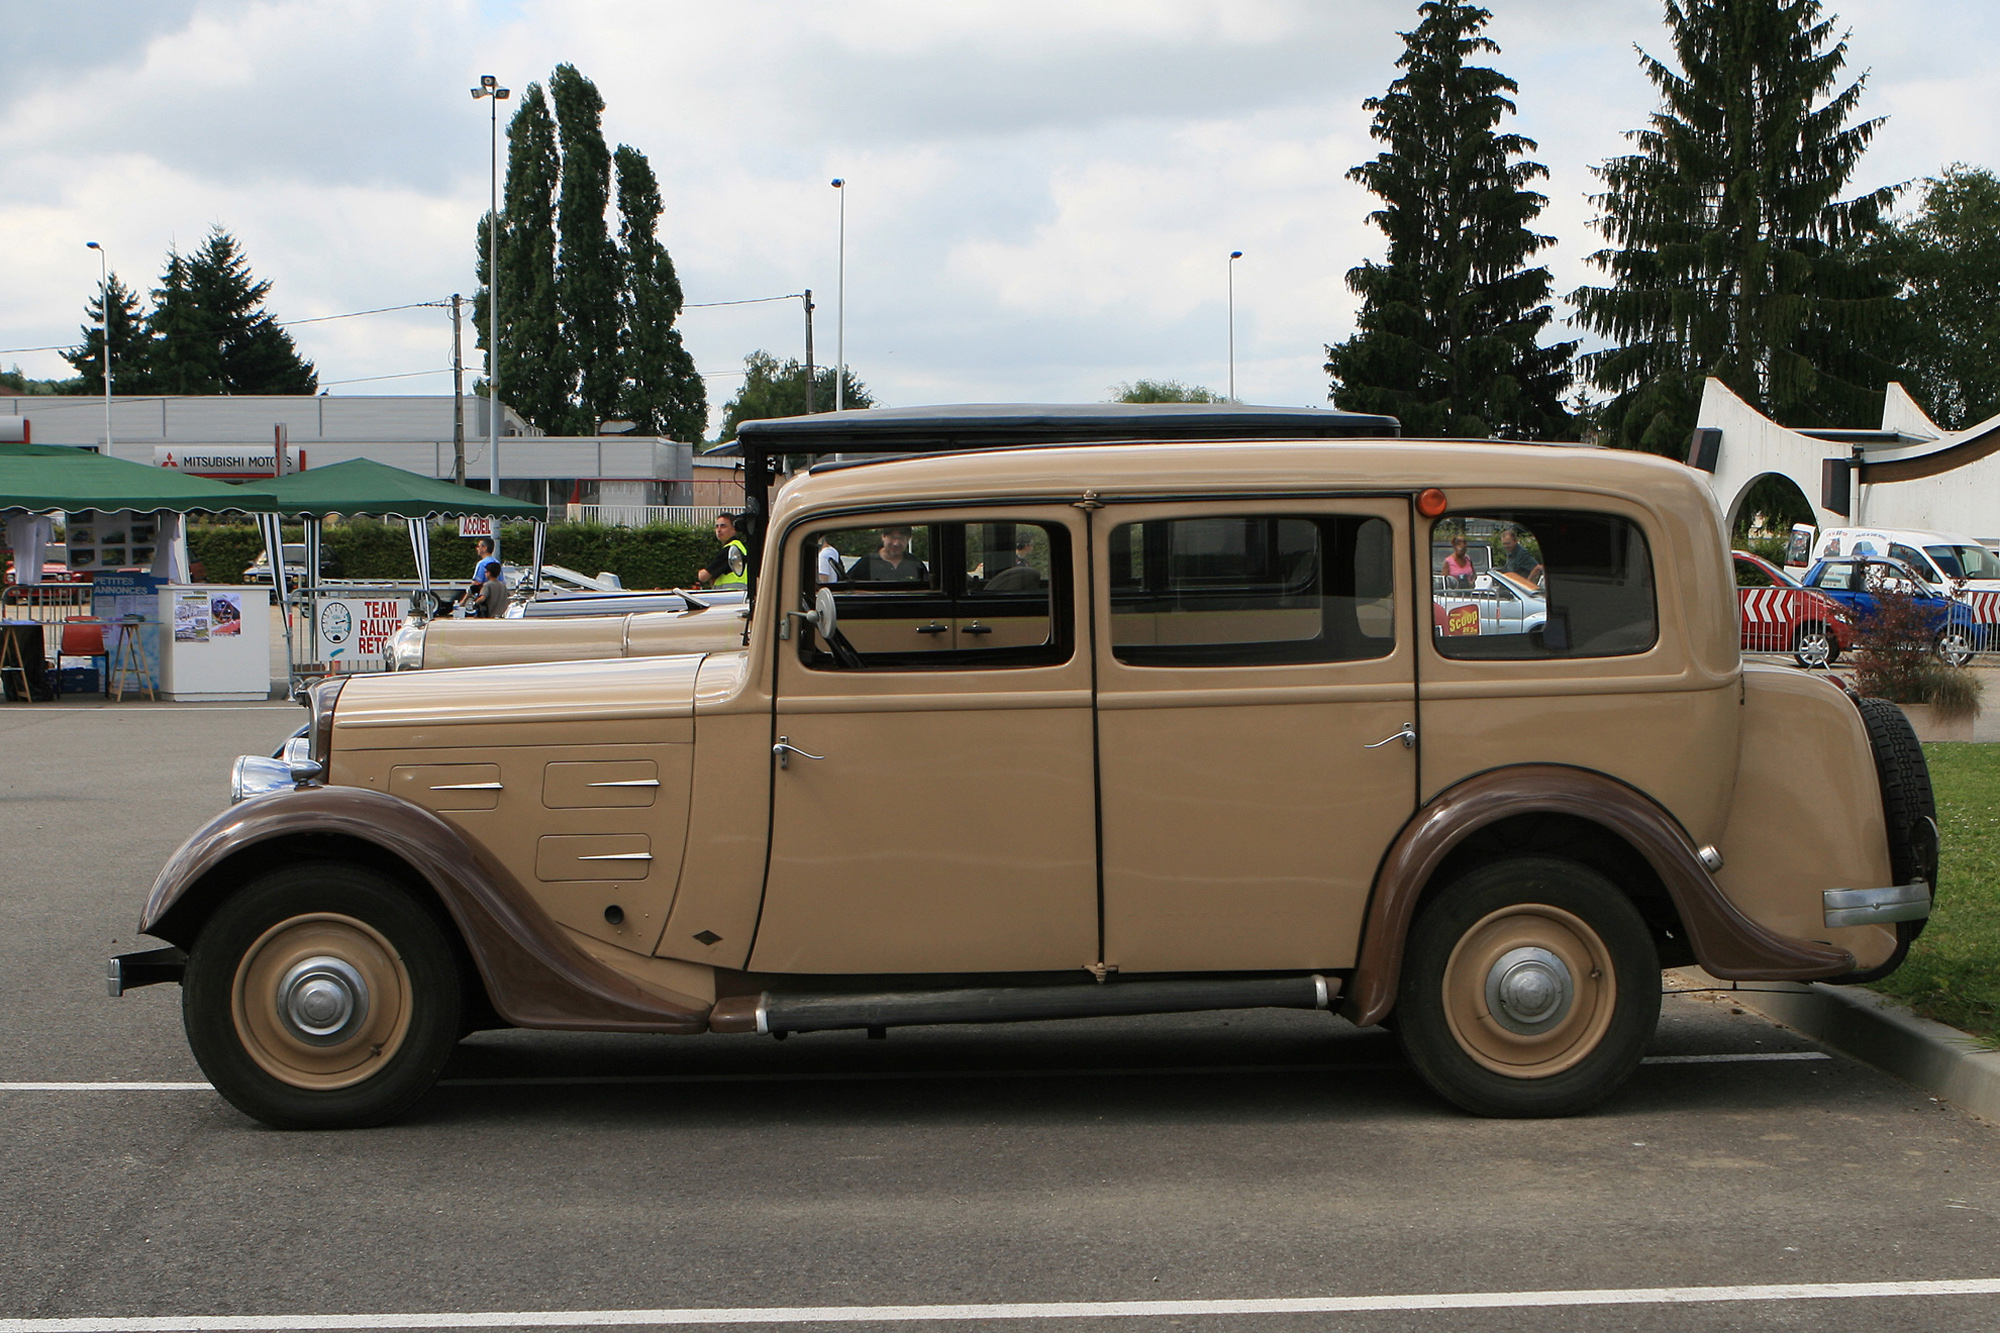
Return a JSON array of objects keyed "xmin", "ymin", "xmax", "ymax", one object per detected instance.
[
  {"xmin": 3, "ymin": 1277, "xmax": 1998, "ymax": 1330},
  {"xmin": 0, "ymin": 1051, "xmax": 1831, "ymax": 1093}
]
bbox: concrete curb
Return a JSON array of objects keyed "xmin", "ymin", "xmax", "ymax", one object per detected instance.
[{"xmin": 1677, "ymin": 968, "xmax": 2000, "ymax": 1125}]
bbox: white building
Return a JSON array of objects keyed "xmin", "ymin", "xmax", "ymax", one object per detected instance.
[{"xmin": 0, "ymin": 395, "xmax": 699, "ymax": 519}]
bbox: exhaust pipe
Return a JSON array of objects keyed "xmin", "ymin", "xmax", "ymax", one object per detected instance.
[{"xmin": 708, "ymin": 974, "xmax": 1337, "ymax": 1035}]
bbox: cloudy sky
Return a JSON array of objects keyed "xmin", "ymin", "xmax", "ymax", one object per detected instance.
[{"xmin": 5, "ymin": 0, "xmax": 1999, "ymax": 437}]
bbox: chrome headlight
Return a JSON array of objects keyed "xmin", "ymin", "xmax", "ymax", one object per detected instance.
[
  {"xmin": 231, "ymin": 755, "xmax": 295, "ymax": 804},
  {"xmin": 387, "ymin": 622, "xmax": 426, "ymax": 671}
]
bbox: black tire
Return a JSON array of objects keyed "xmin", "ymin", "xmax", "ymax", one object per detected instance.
[
  {"xmin": 182, "ymin": 863, "xmax": 462, "ymax": 1130},
  {"xmin": 1853, "ymin": 696, "xmax": 1939, "ymax": 899},
  {"xmin": 1793, "ymin": 622, "xmax": 1839, "ymax": 668},
  {"xmin": 1396, "ymin": 856, "xmax": 1660, "ymax": 1118}
]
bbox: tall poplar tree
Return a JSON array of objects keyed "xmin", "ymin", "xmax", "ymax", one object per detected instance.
[
  {"xmin": 550, "ymin": 63, "xmax": 621, "ymax": 434},
  {"xmin": 1570, "ymin": 0, "xmax": 1900, "ymax": 454},
  {"xmin": 475, "ymin": 81, "xmax": 567, "ymax": 433},
  {"xmin": 613, "ymin": 144, "xmax": 706, "ymax": 443},
  {"xmin": 1326, "ymin": 1, "xmax": 1574, "ymax": 439}
]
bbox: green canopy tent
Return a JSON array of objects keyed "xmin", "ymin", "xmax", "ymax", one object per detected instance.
[
  {"xmin": 237, "ymin": 458, "xmax": 545, "ymax": 694},
  {"xmin": 2, "ymin": 439, "xmax": 270, "ymax": 581}
]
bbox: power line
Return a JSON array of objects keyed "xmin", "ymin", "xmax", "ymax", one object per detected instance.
[
  {"xmin": 0, "ymin": 343, "xmax": 72, "ymax": 356},
  {"xmin": 319, "ymin": 368, "xmax": 454, "ymax": 387},
  {"xmin": 2, "ymin": 298, "xmax": 455, "ymax": 360},
  {"xmin": 684, "ymin": 293, "xmax": 803, "ymax": 309}
]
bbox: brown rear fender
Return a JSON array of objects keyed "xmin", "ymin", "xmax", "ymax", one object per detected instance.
[
  {"xmin": 141, "ymin": 785, "xmax": 710, "ymax": 1034},
  {"xmin": 1344, "ymin": 764, "xmax": 1854, "ymax": 1027}
]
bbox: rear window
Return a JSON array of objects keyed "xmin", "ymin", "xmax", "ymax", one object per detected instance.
[
  {"xmin": 1432, "ymin": 512, "xmax": 1656, "ymax": 659},
  {"xmin": 1108, "ymin": 514, "xmax": 1396, "ymax": 666}
]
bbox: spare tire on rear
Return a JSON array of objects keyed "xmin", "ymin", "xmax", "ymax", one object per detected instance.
[{"xmin": 1853, "ymin": 695, "xmax": 1939, "ymax": 934}]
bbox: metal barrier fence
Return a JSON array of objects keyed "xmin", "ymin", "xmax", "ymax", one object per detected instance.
[
  {"xmin": 1, "ymin": 583, "xmax": 95, "ymax": 645},
  {"xmin": 563, "ymin": 504, "xmax": 730, "ymax": 529},
  {"xmin": 1738, "ymin": 585, "xmax": 2000, "ymax": 658}
]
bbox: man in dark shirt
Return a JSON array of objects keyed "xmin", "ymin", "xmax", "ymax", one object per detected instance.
[
  {"xmin": 1498, "ymin": 527, "xmax": 1544, "ymax": 585},
  {"xmin": 847, "ymin": 526, "xmax": 929, "ymax": 583}
]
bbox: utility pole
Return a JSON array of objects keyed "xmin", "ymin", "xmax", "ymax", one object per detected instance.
[
  {"xmin": 451, "ymin": 294, "xmax": 466, "ymax": 486},
  {"xmin": 803, "ymin": 289, "xmax": 816, "ymax": 414}
]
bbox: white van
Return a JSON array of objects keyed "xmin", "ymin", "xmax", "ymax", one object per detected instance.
[{"xmin": 1787, "ymin": 524, "xmax": 2000, "ymax": 591}]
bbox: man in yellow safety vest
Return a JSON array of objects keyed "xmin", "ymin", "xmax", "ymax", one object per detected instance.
[{"xmin": 696, "ymin": 513, "xmax": 749, "ymax": 589}]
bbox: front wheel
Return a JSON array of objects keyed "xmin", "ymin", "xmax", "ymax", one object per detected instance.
[
  {"xmin": 1396, "ymin": 857, "xmax": 1660, "ymax": 1117},
  {"xmin": 1935, "ymin": 627, "xmax": 1975, "ymax": 667},
  {"xmin": 183, "ymin": 863, "xmax": 463, "ymax": 1130}
]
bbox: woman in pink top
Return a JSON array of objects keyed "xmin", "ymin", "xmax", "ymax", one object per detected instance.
[{"xmin": 1442, "ymin": 535, "xmax": 1474, "ymax": 586}]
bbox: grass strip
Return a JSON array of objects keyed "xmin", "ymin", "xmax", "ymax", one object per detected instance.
[{"xmin": 1868, "ymin": 742, "xmax": 2000, "ymax": 1045}]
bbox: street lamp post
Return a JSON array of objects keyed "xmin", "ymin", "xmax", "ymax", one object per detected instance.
[
  {"xmin": 472, "ymin": 74, "xmax": 511, "ymax": 516},
  {"xmin": 831, "ymin": 178, "xmax": 845, "ymax": 412},
  {"xmin": 85, "ymin": 241, "xmax": 111, "ymax": 451},
  {"xmin": 1228, "ymin": 250, "xmax": 1243, "ymax": 403}
]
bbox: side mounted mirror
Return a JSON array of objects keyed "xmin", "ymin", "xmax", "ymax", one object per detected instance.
[{"xmin": 788, "ymin": 585, "xmax": 840, "ymax": 642}]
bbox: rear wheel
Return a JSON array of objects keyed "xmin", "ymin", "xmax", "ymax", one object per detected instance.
[
  {"xmin": 1793, "ymin": 622, "xmax": 1839, "ymax": 668},
  {"xmin": 1396, "ymin": 857, "xmax": 1660, "ymax": 1118},
  {"xmin": 183, "ymin": 863, "xmax": 462, "ymax": 1130}
]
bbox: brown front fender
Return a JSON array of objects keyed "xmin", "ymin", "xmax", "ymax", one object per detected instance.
[
  {"xmin": 1343, "ymin": 765, "xmax": 1854, "ymax": 1027},
  {"xmin": 141, "ymin": 785, "xmax": 709, "ymax": 1034}
]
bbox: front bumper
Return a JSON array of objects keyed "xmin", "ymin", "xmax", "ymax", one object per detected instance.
[
  {"xmin": 1823, "ymin": 883, "xmax": 1933, "ymax": 929},
  {"xmin": 108, "ymin": 946, "xmax": 186, "ymax": 997}
]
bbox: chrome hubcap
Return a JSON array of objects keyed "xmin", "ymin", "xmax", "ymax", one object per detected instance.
[
  {"xmin": 277, "ymin": 955, "xmax": 369, "ymax": 1045},
  {"xmin": 1485, "ymin": 946, "xmax": 1573, "ymax": 1034}
]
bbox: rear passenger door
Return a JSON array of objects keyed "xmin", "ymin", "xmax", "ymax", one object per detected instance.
[{"xmin": 1090, "ymin": 501, "xmax": 1417, "ymax": 972}]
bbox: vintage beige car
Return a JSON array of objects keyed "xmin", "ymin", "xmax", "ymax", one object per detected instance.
[{"xmin": 112, "ymin": 405, "xmax": 1938, "ymax": 1129}]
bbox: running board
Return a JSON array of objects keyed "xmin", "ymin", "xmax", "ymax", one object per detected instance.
[{"xmin": 707, "ymin": 974, "xmax": 1338, "ymax": 1035}]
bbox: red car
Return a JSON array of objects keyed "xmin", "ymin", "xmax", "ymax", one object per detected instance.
[{"xmin": 1734, "ymin": 550, "xmax": 1852, "ymax": 667}]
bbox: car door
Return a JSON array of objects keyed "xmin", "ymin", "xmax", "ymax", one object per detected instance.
[
  {"xmin": 750, "ymin": 509, "xmax": 1099, "ymax": 975},
  {"xmin": 1091, "ymin": 500, "xmax": 1417, "ymax": 972}
]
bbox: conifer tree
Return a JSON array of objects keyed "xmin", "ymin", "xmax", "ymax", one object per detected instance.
[
  {"xmin": 476, "ymin": 82, "xmax": 567, "ymax": 433},
  {"xmin": 1326, "ymin": 1, "xmax": 1573, "ymax": 439},
  {"xmin": 1570, "ymin": 0, "xmax": 1899, "ymax": 453},
  {"xmin": 550, "ymin": 64, "xmax": 621, "ymax": 434},
  {"xmin": 613, "ymin": 144, "xmax": 706, "ymax": 443},
  {"xmin": 65, "ymin": 273, "xmax": 150, "ymax": 394},
  {"xmin": 144, "ymin": 229, "xmax": 317, "ymax": 395}
]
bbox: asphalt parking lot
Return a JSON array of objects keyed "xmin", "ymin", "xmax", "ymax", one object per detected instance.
[{"xmin": 4, "ymin": 700, "xmax": 1999, "ymax": 1332}]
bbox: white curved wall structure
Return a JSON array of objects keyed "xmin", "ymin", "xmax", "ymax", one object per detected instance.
[{"xmin": 1697, "ymin": 378, "xmax": 2000, "ymax": 542}]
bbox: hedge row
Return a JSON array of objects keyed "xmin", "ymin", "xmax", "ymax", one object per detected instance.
[{"xmin": 187, "ymin": 518, "xmax": 716, "ymax": 588}]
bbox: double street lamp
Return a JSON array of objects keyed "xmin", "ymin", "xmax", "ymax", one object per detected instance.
[{"xmin": 471, "ymin": 74, "xmax": 511, "ymax": 509}]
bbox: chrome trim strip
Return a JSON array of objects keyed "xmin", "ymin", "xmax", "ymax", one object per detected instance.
[
  {"xmin": 1823, "ymin": 883, "xmax": 1932, "ymax": 928},
  {"xmin": 1312, "ymin": 973, "xmax": 1329, "ymax": 1010},
  {"xmin": 577, "ymin": 852, "xmax": 654, "ymax": 861},
  {"xmin": 587, "ymin": 779, "xmax": 661, "ymax": 787},
  {"xmin": 430, "ymin": 782, "xmax": 504, "ymax": 790},
  {"xmin": 754, "ymin": 997, "xmax": 769, "ymax": 1035}
]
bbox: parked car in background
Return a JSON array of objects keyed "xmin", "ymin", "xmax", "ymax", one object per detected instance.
[
  {"xmin": 113, "ymin": 406, "xmax": 1938, "ymax": 1131},
  {"xmin": 243, "ymin": 543, "xmax": 343, "ymax": 586},
  {"xmin": 1732, "ymin": 551, "xmax": 1851, "ymax": 667},
  {"xmin": 1431, "ymin": 570, "xmax": 1546, "ymax": 640},
  {"xmin": 1788, "ymin": 523, "xmax": 2000, "ymax": 591},
  {"xmin": 1800, "ymin": 557, "xmax": 1981, "ymax": 665}
]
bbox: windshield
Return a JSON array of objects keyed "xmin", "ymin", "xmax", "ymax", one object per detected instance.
[{"xmin": 1925, "ymin": 543, "xmax": 2000, "ymax": 581}]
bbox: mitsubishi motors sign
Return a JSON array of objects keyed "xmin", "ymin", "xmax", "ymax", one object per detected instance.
[{"xmin": 155, "ymin": 446, "xmax": 304, "ymax": 479}]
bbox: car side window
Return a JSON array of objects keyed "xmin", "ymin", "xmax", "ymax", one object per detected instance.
[
  {"xmin": 1432, "ymin": 512, "xmax": 1656, "ymax": 659},
  {"xmin": 1734, "ymin": 558, "xmax": 1773, "ymax": 589},
  {"xmin": 797, "ymin": 520, "xmax": 1069, "ymax": 670},
  {"xmin": 1108, "ymin": 514, "xmax": 1395, "ymax": 666}
]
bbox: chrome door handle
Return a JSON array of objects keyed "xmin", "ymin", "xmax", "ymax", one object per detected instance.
[
  {"xmin": 773, "ymin": 737, "xmax": 825, "ymax": 770},
  {"xmin": 961, "ymin": 622, "xmax": 993, "ymax": 635},
  {"xmin": 1364, "ymin": 724, "xmax": 1416, "ymax": 751},
  {"xmin": 916, "ymin": 623, "xmax": 949, "ymax": 635}
]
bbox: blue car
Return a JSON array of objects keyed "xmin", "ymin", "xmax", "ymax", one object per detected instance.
[{"xmin": 1801, "ymin": 557, "xmax": 1979, "ymax": 666}]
